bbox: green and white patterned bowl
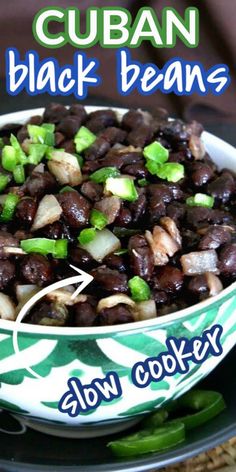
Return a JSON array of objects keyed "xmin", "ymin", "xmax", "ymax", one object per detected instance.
[{"xmin": 0, "ymin": 107, "xmax": 235, "ymax": 438}]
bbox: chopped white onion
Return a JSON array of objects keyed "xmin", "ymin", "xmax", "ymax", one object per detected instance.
[
  {"xmin": 134, "ymin": 300, "xmax": 157, "ymax": 321},
  {"xmin": 34, "ymin": 163, "xmax": 45, "ymax": 173},
  {"xmin": 0, "ymin": 293, "xmax": 16, "ymax": 321},
  {"xmin": 21, "ymin": 138, "xmax": 32, "ymax": 153},
  {"xmin": 80, "ymin": 228, "xmax": 121, "ymax": 262},
  {"xmin": 145, "ymin": 226, "xmax": 179, "ymax": 266},
  {"xmin": 205, "ymin": 272, "xmax": 223, "ymax": 297},
  {"xmin": 180, "ymin": 250, "xmax": 219, "ymax": 276},
  {"xmin": 31, "ymin": 194, "xmax": 62, "ymax": 231},
  {"xmin": 97, "ymin": 294, "xmax": 135, "ymax": 313},
  {"xmin": 189, "ymin": 135, "xmax": 205, "ymax": 160},
  {"xmin": 117, "ymin": 145, "xmax": 142, "ymax": 154},
  {"xmin": 3, "ymin": 247, "xmax": 26, "ymax": 256},
  {"xmin": 94, "ymin": 196, "xmax": 121, "ymax": 224},
  {"xmin": 160, "ymin": 217, "xmax": 182, "ymax": 247},
  {"xmin": 46, "ymin": 289, "xmax": 87, "ymax": 306},
  {"xmin": 48, "ymin": 150, "xmax": 82, "ymax": 186},
  {"xmin": 16, "ymin": 284, "xmax": 40, "ymax": 303}
]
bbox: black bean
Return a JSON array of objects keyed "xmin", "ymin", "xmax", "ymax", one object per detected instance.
[
  {"xmin": 57, "ymin": 116, "xmax": 81, "ymax": 138},
  {"xmin": 50, "ymin": 260, "xmax": 75, "ymax": 281},
  {"xmin": 191, "ymin": 162, "xmax": 214, "ymax": 187},
  {"xmin": 28, "ymin": 301, "xmax": 68, "ymax": 326},
  {"xmin": 80, "ymin": 181, "xmax": 103, "ymax": 202},
  {"xmin": 148, "ymin": 184, "xmax": 173, "ymax": 203},
  {"xmin": 91, "ymin": 266, "xmax": 128, "ymax": 293},
  {"xmin": 0, "ymin": 260, "xmax": 15, "ymax": 289},
  {"xmin": 40, "ymin": 222, "xmax": 66, "ymax": 240},
  {"xmin": 84, "ymin": 137, "xmax": 110, "ymax": 161},
  {"xmin": 187, "ymin": 208, "xmax": 233, "ymax": 228},
  {"xmin": 210, "ymin": 209, "xmax": 234, "ymax": 225},
  {"xmin": 43, "ymin": 103, "xmax": 69, "ymax": 123},
  {"xmin": 121, "ymin": 110, "xmax": 146, "ymax": 130},
  {"xmin": 152, "ymin": 290, "xmax": 168, "ymax": 304},
  {"xmin": 129, "ymin": 189, "xmax": 147, "ymax": 222},
  {"xmin": 127, "ymin": 125, "xmax": 153, "ymax": 148},
  {"xmin": 148, "ymin": 184, "xmax": 173, "ymax": 223},
  {"xmin": 114, "ymin": 207, "xmax": 132, "ymax": 226},
  {"xmin": 69, "ymin": 247, "xmax": 94, "ymax": 267},
  {"xmin": 98, "ymin": 304, "xmax": 134, "ymax": 325},
  {"xmin": 199, "ymin": 226, "xmax": 231, "ymax": 250},
  {"xmin": 74, "ymin": 301, "xmax": 97, "ymax": 327},
  {"xmin": 99, "ymin": 127, "xmax": 127, "ymax": 145},
  {"xmin": 128, "ymin": 235, "xmax": 154, "ymax": 280},
  {"xmin": 152, "ymin": 266, "xmax": 184, "ymax": 294},
  {"xmin": 16, "ymin": 198, "xmax": 38, "ymax": 226},
  {"xmin": 182, "ymin": 229, "xmax": 200, "ymax": 251},
  {"xmin": 122, "ymin": 163, "xmax": 148, "ymax": 179},
  {"xmin": 168, "ymin": 151, "xmax": 186, "ymax": 163},
  {"xmin": 188, "ymin": 275, "xmax": 208, "ymax": 295},
  {"xmin": 160, "ymin": 119, "xmax": 189, "ymax": 143},
  {"xmin": 69, "ymin": 104, "xmax": 87, "ymax": 123},
  {"xmin": 20, "ymin": 254, "xmax": 53, "ymax": 286},
  {"xmin": 100, "ymin": 149, "xmax": 143, "ymax": 170},
  {"xmin": 58, "ymin": 191, "xmax": 91, "ymax": 228},
  {"xmin": 218, "ymin": 243, "xmax": 236, "ymax": 276},
  {"xmin": 27, "ymin": 115, "xmax": 43, "ymax": 126},
  {"xmin": 103, "ymin": 254, "xmax": 127, "ymax": 272},
  {"xmin": 24, "ymin": 171, "xmax": 57, "ymax": 198},
  {"xmin": 208, "ymin": 172, "xmax": 235, "ymax": 202},
  {"xmin": 17, "ymin": 125, "xmax": 29, "ymax": 143},
  {"xmin": 86, "ymin": 110, "xmax": 118, "ymax": 133},
  {"xmin": 167, "ymin": 183, "xmax": 184, "ymax": 200},
  {"xmin": 54, "ymin": 132, "xmax": 65, "ymax": 146},
  {"xmin": 14, "ymin": 230, "xmax": 32, "ymax": 241},
  {"xmin": 167, "ymin": 203, "xmax": 186, "ymax": 223},
  {"xmin": 62, "ymin": 139, "xmax": 76, "ymax": 154}
]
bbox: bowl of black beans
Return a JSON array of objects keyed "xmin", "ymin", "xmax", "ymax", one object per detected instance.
[{"xmin": 0, "ymin": 103, "xmax": 235, "ymax": 438}]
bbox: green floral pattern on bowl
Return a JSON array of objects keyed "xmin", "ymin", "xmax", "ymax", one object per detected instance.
[{"xmin": 0, "ymin": 107, "xmax": 235, "ymax": 437}]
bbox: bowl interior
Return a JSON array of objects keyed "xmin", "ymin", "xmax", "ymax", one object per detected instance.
[{"xmin": 0, "ymin": 106, "xmax": 235, "ymax": 337}]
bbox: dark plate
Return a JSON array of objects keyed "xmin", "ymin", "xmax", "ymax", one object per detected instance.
[{"xmin": 0, "ymin": 346, "xmax": 235, "ymax": 472}]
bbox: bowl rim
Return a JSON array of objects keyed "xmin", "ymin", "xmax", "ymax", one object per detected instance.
[{"xmin": 0, "ymin": 105, "xmax": 236, "ymax": 336}]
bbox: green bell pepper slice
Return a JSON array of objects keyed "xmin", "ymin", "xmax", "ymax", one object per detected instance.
[
  {"xmin": 107, "ymin": 422, "xmax": 185, "ymax": 457},
  {"xmin": 167, "ymin": 390, "xmax": 226, "ymax": 430}
]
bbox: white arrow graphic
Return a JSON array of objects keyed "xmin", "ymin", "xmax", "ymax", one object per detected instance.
[{"xmin": 12, "ymin": 264, "xmax": 94, "ymax": 380}]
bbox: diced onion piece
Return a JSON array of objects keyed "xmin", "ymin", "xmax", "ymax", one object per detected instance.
[
  {"xmin": 160, "ymin": 217, "xmax": 182, "ymax": 247},
  {"xmin": 0, "ymin": 293, "xmax": 16, "ymax": 320},
  {"xmin": 48, "ymin": 151, "xmax": 82, "ymax": 186},
  {"xmin": 21, "ymin": 138, "xmax": 32, "ymax": 153},
  {"xmin": 94, "ymin": 196, "xmax": 121, "ymax": 224},
  {"xmin": 134, "ymin": 300, "xmax": 157, "ymax": 321},
  {"xmin": 3, "ymin": 247, "xmax": 26, "ymax": 256},
  {"xmin": 145, "ymin": 226, "xmax": 179, "ymax": 266},
  {"xmin": 97, "ymin": 294, "xmax": 135, "ymax": 313},
  {"xmin": 31, "ymin": 194, "xmax": 62, "ymax": 231},
  {"xmin": 117, "ymin": 145, "xmax": 142, "ymax": 154},
  {"xmin": 80, "ymin": 228, "xmax": 121, "ymax": 262},
  {"xmin": 34, "ymin": 163, "xmax": 45, "ymax": 173},
  {"xmin": 180, "ymin": 250, "xmax": 219, "ymax": 275},
  {"xmin": 16, "ymin": 284, "xmax": 40, "ymax": 303},
  {"xmin": 189, "ymin": 135, "xmax": 205, "ymax": 160},
  {"xmin": 205, "ymin": 272, "xmax": 223, "ymax": 297},
  {"xmin": 46, "ymin": 289, "xmax": 87, "ymax": 306}
]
